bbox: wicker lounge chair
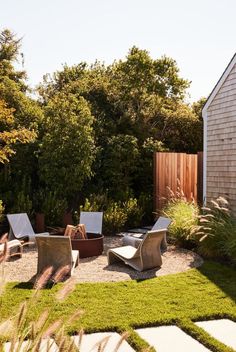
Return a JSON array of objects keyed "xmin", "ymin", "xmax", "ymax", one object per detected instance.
[
  {"xmin": 108, "ymin": 229, "xmax": 166, "ymax": 271},
  {"xmin": 35, "ymin": 235, "xmax": 79, "ymax": 277},
  {"xmin": 122, "ymin": 216, "xmax": 171, "ymax": 250},
  {"xmin": 7, "ymin": 213, "xmax": 49, "ymax": 243}
]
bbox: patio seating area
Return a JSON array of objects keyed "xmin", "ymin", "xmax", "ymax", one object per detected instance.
[{"xmin": 2, "ymin": 235, "xmax": 203, "ymax": 283}]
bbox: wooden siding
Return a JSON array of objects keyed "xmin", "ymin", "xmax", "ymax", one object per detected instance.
[{"xmin": 206, "ymin": 63, "xmax": 236, "ymax": 214}]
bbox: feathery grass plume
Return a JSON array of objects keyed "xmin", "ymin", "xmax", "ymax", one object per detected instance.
[
  {"xmin": 16, "ymin": 302, "xmax": 27, "ymax": 329},
  {"xmin": 77, "ymin": 328, "xmax": 84, "ymax": 349},
  {"xmin": 33, "ymin": 266, "xmax": 53, "ymax": 290},
  {"xmin": 163, "ymin": 185, "xmax": 199, "ymax": 247},
  {"xmin": 0, "ymin": 233, "xmax": 9, "ymax": 264},
  {"xmin": 35, "ymin": 310, "xmax": 49, "ymax": 332},
  {"xmin": 192, "ymin": 196, "xmax": 236, "ymax": 263},
  {"xmin": 93, "ymin": 335, "xmax": 110, "ymax": 352},
  {"xmin": 55, "ymin": 277, "xmax": 76, "ymax": 301},
  {"xmin": 114, "ymin": 331, "xmax": 129, "ymax": 352},
  {"xmin": 42, "ymin": 320, "xmax": 62, "ymax": 339},
  {"xmin": 52, "ymin": 265, "xmax": 71, "ymax": 283}
]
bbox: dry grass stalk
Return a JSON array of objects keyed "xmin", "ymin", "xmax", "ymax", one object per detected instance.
[
  {"xmin": 114, "ymin": 331, "xmax": 129, "ymax": 352},
  {"xmin": 0, "ymin": 233, "xmax": 9, "ymax": 264},
  {"xmin": 52, "ymin": 265, "xmax": 71, "ymax": 283},
  {"xmin": 55, "ymin": 277, "xmax": 76, "ymax": 302},
  {"xmin": 93, "ymin": 335, "xmax": 110, "ymax": 352}
]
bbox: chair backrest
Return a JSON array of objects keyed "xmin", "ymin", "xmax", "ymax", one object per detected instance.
[
  {"xmin": 35, "ymin": 235, "xmax": 73, "ymax": 274},
  {"xmin": 152, "ymin": 216, "xmax": 172, "ymax": 231},
  {"xmin": 137, "ymin": 229, "xmax": 166, "ymax": 269},
  {"xmin": 79, "ymin": 211, "xmax": 103, "ymax": 234},
  {"xmin": 7, "ymin": 213, "xmax": 35, "ymax": 239}
]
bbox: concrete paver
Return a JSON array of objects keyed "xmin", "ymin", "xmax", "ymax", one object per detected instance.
[
  {"xmin": 4, "ymin": 338, "xmax": 58, "ymax": 351},
  {"xmin": 196, "ymin": 319, "xmax": 236, "ymax": 350},
  {"xmin": 72, "ymin": 332, "xmax": 135, "ymax": 352},
  {"xmin": 136, "ymin": 325, "xmax": 211, "ymax": 352}
]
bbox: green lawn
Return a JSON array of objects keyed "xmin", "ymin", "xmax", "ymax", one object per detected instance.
[{"xmin": 1, "ymin": 261, "xmax": 236, "ymax": 351}]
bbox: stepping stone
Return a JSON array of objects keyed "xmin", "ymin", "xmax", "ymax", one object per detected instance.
[
  {"xmin": 195, "ymin": 319, "xmax": 236, "ymax": 350},
  {"xmin": 72, "ymin": 332, "xmax": 135, "ymax": 352},
  {"xmin": 4, "ymin": 338, "xmax": 58, "ymax": 351},
  {"xmin": 136, "ymin": 326, "xmax": 211, "ymax": 352}
]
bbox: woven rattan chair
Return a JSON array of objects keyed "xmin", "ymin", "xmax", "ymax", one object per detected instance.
[{"xmin": 108, "ymin": 229, "xmax": 166, "ymax": 271}]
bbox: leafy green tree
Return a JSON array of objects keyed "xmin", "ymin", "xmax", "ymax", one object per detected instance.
[
  {"xmin": 100, "ymin": 134, "xmax": 139, "ymax": 200},
  {"xmin": 0, "ymin": 29, "xmax": 43, "ymax": 210},
  {"xmin": 0, "ymin": 99, "xmax": 36, "ymax": 163},
  {"xmin": 39, "ymin": 92, "xmax": 96, "ymax": 203}
]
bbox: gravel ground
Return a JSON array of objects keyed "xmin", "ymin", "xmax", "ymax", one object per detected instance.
[{"xmin": 1, "ymin": 236, "xmax": 203, "ymax": 283}]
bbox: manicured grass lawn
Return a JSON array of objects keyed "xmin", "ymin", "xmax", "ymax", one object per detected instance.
[{"xmin": 0, "ymin": 261, "xmax": 236, "ymax": 351}]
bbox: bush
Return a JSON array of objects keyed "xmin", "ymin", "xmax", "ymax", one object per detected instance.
[
  {"xmin": 193, "ymin": 197, "xmax": 236, "ymax": 264},
  {"xmin": 41, "ymin": 191, "xmax": 67, "ymax": 226},
  {"xmin": 103, "ymin": 201, "xmax": 128, "ymax": 235},
  {"xmin": 163, "ymin": 198, "xmax": 199, "ymax": 247},
  {"xmin": 11, "ymin": 191, "xmax": 33, "ymax": 216},
  {"xmin": 78, "ymin": 194, "xmax": 144, "ymax": 235},
  {"xmin": 122, "ymin": 198, "xmax": 143, "ymax": 229}
]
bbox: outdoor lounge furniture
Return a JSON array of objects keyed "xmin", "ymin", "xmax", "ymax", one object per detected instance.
[
  {"xmin": 0, "ymin": 239, "xmax": 22, "ymax": 259},
  {"xmin": 7, "ymin": 213, "xmax": 49, "ymax": 242},
  {"xmin": 80, "ymin": 211, "xmax": 103, "ymax": 235},
  {"xmin": 122, "ymin": 216, "xmax": 171, "ymax": 250},
  {"xmin": 67, "ymin": 211, "xmax": 104, "ymax": 258},
  {"xmin": 107, "ymin": 229, "xmax": 166, "ymax": 271},
  {"xmin": 35, "ymin": 235, "xmax": 79, "ymax": 277}
]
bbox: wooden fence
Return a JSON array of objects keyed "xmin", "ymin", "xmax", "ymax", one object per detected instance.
[{"xmin": 154, "ymin": 152, "xmax": 203, "ymax": 212}]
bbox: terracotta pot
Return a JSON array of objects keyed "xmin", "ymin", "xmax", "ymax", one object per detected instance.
[{"xmin": 35, "ymin": 213, "xmax": 45, "ymax": 233}]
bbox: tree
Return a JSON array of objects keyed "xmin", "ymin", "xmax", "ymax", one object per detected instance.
[
  {"xmin": 39, "ymin": 92, "xmax": 96, "ymax": 203},
  {"xmin": 0, "ymin": 99, "xmax": 36, "ymax": 163},
  {"xmin": 0, "ymin": 29, "xmax": 42, "ymax": 211},
  {"xmin": 100, "ymin": 134, "xmax": 139, "ymax": 200}
]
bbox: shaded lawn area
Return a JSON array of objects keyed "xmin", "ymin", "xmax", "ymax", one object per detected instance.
[{"xmin": 0, "ymin": 261, "xmax": 236, "ymax": 352}]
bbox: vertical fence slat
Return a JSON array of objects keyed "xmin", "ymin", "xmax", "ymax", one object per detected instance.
[{"xmin": 154, "ymin": 152, "xmax": 201, "ymax": 213}]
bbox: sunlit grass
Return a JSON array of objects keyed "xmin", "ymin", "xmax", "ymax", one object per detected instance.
[{"xmin": 0, "ymin": 261, "xmax": 236, "ymax": 351}]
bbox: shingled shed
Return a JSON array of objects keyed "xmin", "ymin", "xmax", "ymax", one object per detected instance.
[{"xmin": 202, "ymin": 53, "xmax": 236, "ymax": 214}]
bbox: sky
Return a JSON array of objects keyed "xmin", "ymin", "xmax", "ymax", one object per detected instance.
[{"xmin": 1, "ymin": 0, "xmax": 236, "ymax": 102}]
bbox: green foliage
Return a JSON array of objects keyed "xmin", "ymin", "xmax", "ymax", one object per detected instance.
[
  {"xmin": 39, "ymin": 93, "xmax": 96, "ymax": 202},
  {"xmin": 193, "ymin": 197, "xmax": 236, "ymax": 264},
  {"xmin": 122, "ymin": 198, "xmax": 143, "ymax": 229},
  {"xmin": 38, "ymin": 46, "xmax": 202, "ymax": 206},
  {"xmin": 103, "ymin": 201, "xmax": 128, "ymax": 235},
  {"xmin": 163, "ymin": 196, "xmax": 199, "ymax": 247},
  {"xmin": 0, "ymin": 200, "xmax": 4, "ymax": 223},
  {"xmin": 40, "ymin": 191, "xmax": 67, "ymax": 226},
  {"xmin": 11, "ymin": 191, "xmax": 33, "ymax": 216},
  {"xmin": 79, "ymin": 195, "xmax": 143, "ymax": 235},
  {"xmin": 101, "ymin": 134, "xmax": 139, "ymax": 199}
]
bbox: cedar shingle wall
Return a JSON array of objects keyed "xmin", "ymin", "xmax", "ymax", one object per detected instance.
[{"xmin": 207, "ymin": 63, "xmax": 236, "ymax": 214}]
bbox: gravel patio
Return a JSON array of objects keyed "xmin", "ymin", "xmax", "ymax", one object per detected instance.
[{"xmin": 2, "ymin": 236, "xmax": 203, "ymax": 283}]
